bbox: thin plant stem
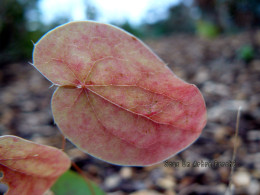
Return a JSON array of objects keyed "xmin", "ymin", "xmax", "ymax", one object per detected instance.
[
  {"xmin": 72, "ymin": 162, "xmax": 96, "ymax": 195},
  {"xmin": 61, "ymin": 135, "xmax": 66, "ymax": 152},
  {"xmin": 226, "ymin": 106, "xmax": 242, "ymax": 195},
  {"xmin": 60, "ymin": 134, "xmax": 95, "ymax": 194}
]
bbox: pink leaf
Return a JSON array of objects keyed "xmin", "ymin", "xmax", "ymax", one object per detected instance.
[
  {"xmin": 33, "ymin": 21, "xmax": 207, "ymax": 166},
  {"xmin": 0, "ymin": 135, "xmax": 71, "ymax": 195}
]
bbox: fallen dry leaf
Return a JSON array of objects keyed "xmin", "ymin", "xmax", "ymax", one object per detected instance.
[
  {"xmin": 32, "ymin": 21, "xmax": 207, "ymax": 166},
  {"xmin": 0, "ymin": 135, "xmax": 71, "ymax": 195}
]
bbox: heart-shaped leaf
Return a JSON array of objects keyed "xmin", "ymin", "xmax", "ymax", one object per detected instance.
[
  {"xmin": 33, "ymin": 21, "xmax": 207, "ymax": 166},
  {"xmin": 0, "ymin": 135, "xmax": 71, "ymax": 195}
]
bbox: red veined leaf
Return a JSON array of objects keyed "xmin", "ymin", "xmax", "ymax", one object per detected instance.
[
  {"xmin": 32, "ymin": 21, "xmax": 207, "ymax": 166},
  {"xmin": 0, "ymin": 135, "xmax": 71, "ymax": 195}
]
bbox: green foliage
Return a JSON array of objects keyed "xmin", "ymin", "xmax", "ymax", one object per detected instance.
[
  {"xmin": 196, "ymin": 20, "xmax": 220, "ymax": 39},
  {"xmin": 119, "ymin": 21, "xmax": 144, "ymax": 38},
  {"xmin": 0, "ymin": 0, "xmax": 42, "ymax": 65},
  {"xmin": 51, "ymin": 170, "xmax": 105, "ymax": 195},
  {"xmin": 238, "ymin": 45, "xmax": 255, "ymax": 62},
  {"xmin": 143, "ymin": 3, "xmax": 195, "ymax": 37}
]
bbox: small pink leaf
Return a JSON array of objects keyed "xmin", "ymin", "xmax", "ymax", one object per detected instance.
[
  {"xmin": 33, "ymin": 21, "xmax": 207, "ymax": 166},
  {"xmin": 0, "ymin": 135, "xmax": 71, "ymax": 195}
]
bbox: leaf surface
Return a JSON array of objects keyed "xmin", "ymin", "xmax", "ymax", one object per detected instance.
[
  {"xmin": 51, "ymin": 170, "xmax": 105, "ymax": 195},
  {"xmin": 0, "ymin": 135, "xmax": 71, "ymax": 195},
  {"xmin": 33, "ymin": 21, "xmax": 207, "ymax": 166}
]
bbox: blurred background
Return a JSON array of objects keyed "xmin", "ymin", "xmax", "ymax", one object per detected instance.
[{"xmin": 0, "ymin": 0, "xmax": 260, "ymax": 194}]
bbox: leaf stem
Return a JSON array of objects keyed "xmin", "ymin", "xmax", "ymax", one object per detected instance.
[
  {"xmin": 61, "ymin": 135, "xmax": 66, "ymax": 152},
  {"xmin": 71, "ymin": 162, "xmax": 96, "ymax": 195}
]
